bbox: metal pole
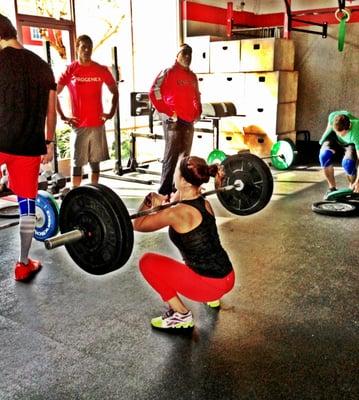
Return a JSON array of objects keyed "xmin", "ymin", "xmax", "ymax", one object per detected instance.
[
  {"xmin": 112, "ymin": 46, "xmax": 122, "ymax": 175},
  {"xmin": 45, "ymin": 40, "xmax": 59, "ymax": 173}
]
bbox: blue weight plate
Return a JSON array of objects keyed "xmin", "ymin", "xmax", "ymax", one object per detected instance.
[{"xmin": 34, "ymin": 190, "xmax": 59, "ymax": 241}]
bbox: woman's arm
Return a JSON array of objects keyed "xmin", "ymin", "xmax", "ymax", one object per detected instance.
[{"xmin": 132, "ymin": 192, "xmax": 174, "ymax": 232}]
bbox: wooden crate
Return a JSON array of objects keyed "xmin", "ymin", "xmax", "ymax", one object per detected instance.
[
  {"xmin": 244, "ymin": 102, "xmax": 297, "ymax": 141},
  {"xmin": 240, "ymin": 38, "xmax": 295, "ymax": 72},
  {"xmin": 210, "ymin": 40, "xmax": 241, "ymax": 73},
  {"xmin": 186, "ymin": 35, "xmax": 221, "ymax": 73},
  {"xmin": 244, "ymin": 71, "xmax": 298, "ymax": 104},
  {"xmin": 277, "ymin": 131, "xmax": 297, "ymax": 144}
]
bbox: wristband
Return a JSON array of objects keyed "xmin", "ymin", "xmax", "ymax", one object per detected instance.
[
  {"xmin": 45, "ymin": 140, "xmax": 54, "ymax": 145},
  {"xmin": 144, "ymin": 193, "xmax": 152, "ymax": 207}
]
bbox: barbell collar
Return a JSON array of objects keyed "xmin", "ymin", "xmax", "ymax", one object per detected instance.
[
  {"xmin": 262, "ymin": 151, "xmax": 298, "ymax": 161},
  {"xmin": 45, "ymin": 229, "xmax": 85, "ymax": 250}
]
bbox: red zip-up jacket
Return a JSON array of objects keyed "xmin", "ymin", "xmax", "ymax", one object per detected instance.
[{"xmin": 149, "ymin": 61, "xmax": 202, "ymax": 123}]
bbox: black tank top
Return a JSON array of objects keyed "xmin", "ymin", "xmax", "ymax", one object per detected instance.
[{"xmin": 168, "ymin": 197, "xmax": 233, "ymax": 278}]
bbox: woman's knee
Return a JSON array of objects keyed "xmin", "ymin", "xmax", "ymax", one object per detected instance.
[{"xmin": 139, "ymin": 252, "xmax": 158, "ymax": 274}]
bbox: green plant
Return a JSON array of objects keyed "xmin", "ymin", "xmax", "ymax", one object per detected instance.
[
  {"xmin": 56, "ymin": 126, "xmax": 71, "ymax": 159},
  {"xmin": 111, "ymin": 130, "xmax": 131, "ymax": 161}
]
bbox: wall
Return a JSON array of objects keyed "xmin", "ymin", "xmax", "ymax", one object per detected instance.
[
  {"xmin": 188, "ymin": 0, "xmax": 350, "ymax": 13},
  {"xmin": 258, "ymin": 0, "xmax": 343, "ymax": 14},
  {"xmin": 293, "ymin": 23, "xmax": 359, "ymax": 140},
  {"xmin": 185, "ymin": 0, "xmax": 359, "ymax": 141},
  {"xmin": 75, "ymin": 0, "xmax": 180, "ymax": 129}
]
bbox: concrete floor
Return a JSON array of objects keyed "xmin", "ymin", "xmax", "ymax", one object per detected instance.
[{"xmin": 0, "ymin": 163, "xmax": 358, "ymax": 400}]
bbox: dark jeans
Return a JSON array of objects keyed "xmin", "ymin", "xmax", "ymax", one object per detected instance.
[{"xmin": 158, "ymin": 118, "xmax": 194, "ymax": 196}]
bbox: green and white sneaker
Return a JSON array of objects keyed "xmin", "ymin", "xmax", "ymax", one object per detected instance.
[
  {"xmin": 207, "ymin": 300, "xmax": 220, "ymax": 308},
  {"xmin": 151, "ymin": 309, "xmax": 194, "ymax": 329}
]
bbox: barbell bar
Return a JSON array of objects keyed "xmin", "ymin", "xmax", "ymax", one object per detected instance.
[
  {"xmin": 207, "ymin": 139, "xmax": 298, "ymax": 171},
  {"xmin": 43, "ymin": 153, "xmax": 274, "ymax": 275},
  {"xmin": 45, "ymin": 182, "xmax": 242, "ymax": 250}
]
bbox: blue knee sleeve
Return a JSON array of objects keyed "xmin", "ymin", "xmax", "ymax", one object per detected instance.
[
  {"xmin": 342, "ymin": 158, "xmax": 357, "ymax": 176},
  {"xmin": 17, "ymin": 196, "xmax": 36, "ymax": 216},
  {"xmin": 319, "ymin": 149, "xmax": 334, "ymax": 167}
]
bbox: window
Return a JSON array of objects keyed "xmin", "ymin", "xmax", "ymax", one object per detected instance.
[
  {"xmin": 16, "ymin": 0, "xmax": 72, "ymax": 20},
  {"xmin": 30, "ymin": 26, "xmax": 42, "ymax": 40}
]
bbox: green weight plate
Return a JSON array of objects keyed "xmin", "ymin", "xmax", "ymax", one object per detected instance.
[
  {"xmin": 325, "ymin": 188, "xmax": 353, "ymax": 201},
  {"xmin": 59, "ymin": 184, "xmax": 134, "ymax": 275},
  {"xmin": 270, "ymin": 139, "xmax": 296, "ymax": 170},
  {"xmin": 207, "ymin": 149, "xmax": 227, "ymax": 165},
  {"xmin": 215, "ymin": 153, "xmax": 273, "ymax": 215}
]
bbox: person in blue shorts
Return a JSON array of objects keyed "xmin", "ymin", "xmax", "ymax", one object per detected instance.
[{"xmin": 319, "ymin": 111, "xmax": 359, "ymax": 197}]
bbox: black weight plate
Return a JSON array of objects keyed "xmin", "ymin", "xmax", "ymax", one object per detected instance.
[
  {"xmin": 59, "ymin": 184, "xmax": 134, "ymax": 275},
  {"xmin": 0, "ymin": 205, "xmax": 19, "ymax": 219},
  {"xmin": 215, "ymin": 153, "xmax": 273, "ymax": 215},
  {"xmin": 95, "ymin": 184, "xmax": 134, "ymax": 268},
  {"xmin": 311, "ymin": 201, "xmax": 357, "ymax": 216}
]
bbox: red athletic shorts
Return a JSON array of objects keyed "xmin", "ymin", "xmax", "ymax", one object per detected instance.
[
  {"xmin": 139, "ymin": 252, "xmax": 235, "ymax": 302},
  {"xmin": 0, "ymin": 152, "xmax": 41, "ymax": 198}
]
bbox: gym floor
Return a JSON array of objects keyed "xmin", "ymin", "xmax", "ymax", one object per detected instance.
[{"xmin": 0, "ymin": 162, "xmax": 358, "ymax": 400}]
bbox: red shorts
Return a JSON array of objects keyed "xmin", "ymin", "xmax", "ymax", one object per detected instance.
[
  {"xmin": 0, "ymin": 152, "xmax": 41, "ymax": 198},
  {"xmin": 139, "ymin": 252, "xmax": 235, "ymax": 302}
]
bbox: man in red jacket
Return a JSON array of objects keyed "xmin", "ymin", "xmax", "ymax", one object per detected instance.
[{"xmin": 150, "ymin": 44, "xmax": 202, "ymax": 196}]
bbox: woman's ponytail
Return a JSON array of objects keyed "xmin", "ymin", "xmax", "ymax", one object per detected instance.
[{"xmin": 208, "ymin": 164, "xmax": 219, "ymax": 178}]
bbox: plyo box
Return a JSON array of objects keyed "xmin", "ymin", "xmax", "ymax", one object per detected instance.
[
  {"xmin": 209, "ymin": 40, "xmax": 241, "ymax": 73},
  {"xmin": 186, "ymin": 35, "xmax": 222, "ymax": 73},
  {"xmin": 244, "ymin": 71, "xmax": 298, "ymax": 104},
  {"xmin": 240, "ymin": 38, "xmax": 295, "ymax": 72}
]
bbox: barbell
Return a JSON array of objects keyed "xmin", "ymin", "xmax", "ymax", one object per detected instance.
[
  {"xmin": 207, "ymin": 139, "xmax": 297, "ymax": 171},
  {"xmin": 44, "ymin": 153, "xmax": 274, "ymax": 275}
]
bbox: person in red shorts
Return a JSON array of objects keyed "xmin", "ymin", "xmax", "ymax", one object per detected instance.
[
  {"xmin": 56, "ymin": 34, "xmax": 119, "ymax": 188},
  {"xmin": 133, "ymin": 155, "xmax": 235, "ymax": 330},
  {"xmin": 0, "ymin": 14, "xmax": 56, "ymax": 281}
]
